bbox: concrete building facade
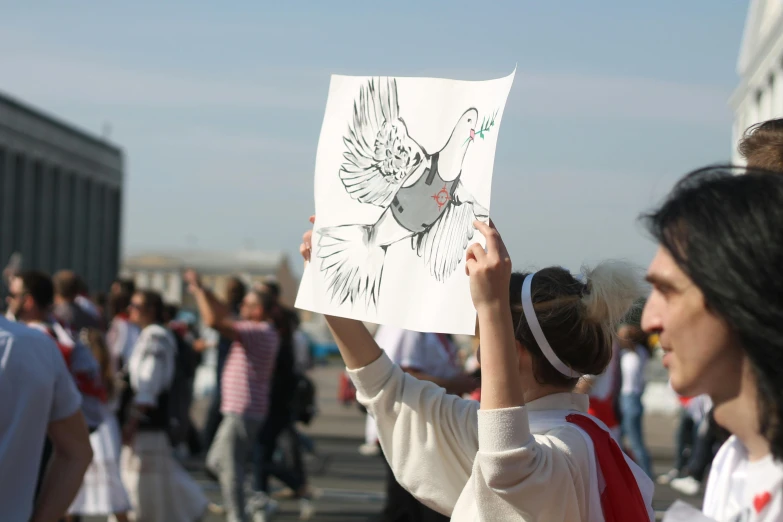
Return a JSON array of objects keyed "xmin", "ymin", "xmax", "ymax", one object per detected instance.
[
  {"xmin": 0, "ymin": 92, "xmax": 124, "ymax": 293},
  {"xmin": 731, "ymin": 0, "xmax": 783, "ymax": 163}
]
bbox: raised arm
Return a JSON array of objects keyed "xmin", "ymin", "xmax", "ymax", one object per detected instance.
[
  {"xmin": 184, "ymin": 269, "xmax": 235, "ymax": 339},
  {"xmin": 465, "ymin": 220, "xmax": 524, "ymax": 411},
  {"xmin": 300, "ymin": 219, "xmax": 477, "ymax": 514}
]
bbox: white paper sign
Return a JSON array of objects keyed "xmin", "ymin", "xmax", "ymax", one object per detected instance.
[{"xmin": 295, "ymin": 70, "xmax": 515, "ymax": 335}]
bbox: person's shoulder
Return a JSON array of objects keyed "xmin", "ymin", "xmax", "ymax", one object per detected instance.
[
  {"xmin": 0, "ymin": 317, "xmax": 52, "ymax": 343},
  {"xmin": 0, "ymin": 318, "xmax": 62, "ymax": 365},
  {"xmin": 237, "ymin": 320, "xmax": 279, "ymax": 343},
  {"xmin": 141, "ymin": 324, "xmax": 175, "ymax": 345},
  {"xmin": 541, "ymin": 423, "xmax": 593, "ymax": 467}
]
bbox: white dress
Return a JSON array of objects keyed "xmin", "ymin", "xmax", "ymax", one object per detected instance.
[
  {"xmin": 68, "ymin": 402, "xmax": 132, "ymax": 515},
  {"xmin": 121, "ymin": 324, "xmax": 208, "ymax": 522}
]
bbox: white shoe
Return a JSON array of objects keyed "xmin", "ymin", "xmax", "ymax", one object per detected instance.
[
  {"xmin": 358, "ymin": 442, "xmax": 380, "ymax": 456},
  {"xmin": 670, "ymin": 476, "xmax": 701, "ymax": 496},
  {"xmin": 299, "ymin": 498, "xmax": 315, "ymax": 520},
  {"xmin": 656, "ymin": 468, "xmax": 679, "ymax": 485},
  {"xmin": 248, "ymin": 492, "xmax": 279, "ymax": 522}
]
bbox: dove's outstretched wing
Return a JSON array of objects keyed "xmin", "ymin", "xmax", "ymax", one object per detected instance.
[
  {"xmin": 340, "ymin": 78, "xmax": 425, "ymax": 208},
  {"xmin": 411, "ymin": 181, "xmax": 489, "ymax": 282}
]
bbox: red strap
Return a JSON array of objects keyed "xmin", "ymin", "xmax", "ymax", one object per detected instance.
[
  {"xmin": 566, "ymin": 414, "xmax": 648, "ymax": 522},
  {"xmin": 75, "ymin": 372, "xmax": 108, "ymax": 403},
  {"xmin": 587, "ymin": 397, "xmax": 619, "ymax": 428}
]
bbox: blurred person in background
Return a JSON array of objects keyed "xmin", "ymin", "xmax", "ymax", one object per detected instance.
[
  {"xmin": 66, "ymin": 329, "xmax": 131, "ymax": 522},
  {"xmin": 617, "ymin": 323, "xmax": 653, "ymax": 477},
  {"xmin": 251, "ymin": 278, "xmax": 316, "ymax": 521},
  {"xmin": 106, "ymin": 282, "xmax": 140, "ymax": 373},
  {"xmin": 201, "ymin": 276, "xmax": 247, "ymax": 450},
  {"xmin": 164, "ymin": 303, "xmax": 202, "ymax": 455},
  {"xmin": 6, "ymin": 270, "xmax": 106, "ymax": 501},
  {"xmin": 0, "ymin": 313, "xmax": 93, "ymax": 522},
  {"xmin": 657, "ymin": 393, "xmax": 713, "ymax": 488},
  {"xmin": 186, "ymin": 270, "xmax": 279, "ymax": 522},
  {"xmin": 119, "ymin": 289, "xmax": 207, "ymax": 521},
  {"xmin": 52, "ymin": 270, "xmax": 101, "ymax": 334},
  {"xmin": 575, "ymin": 336, "xmax": 623, "ymax": 442}
]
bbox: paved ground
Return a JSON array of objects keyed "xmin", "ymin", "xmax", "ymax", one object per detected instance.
[{"xmin": 87, "ymin": 359, "xmax": 705, "ymax": 521}]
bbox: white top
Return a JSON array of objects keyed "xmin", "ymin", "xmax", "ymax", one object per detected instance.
[
  {"xmin": 620, "ymin": 345, "xmax": 649, "ymax": 395},
  {"xmin": 107, "ymin": 316, "xmax": 140, "ymax": 371},
  {"xmin": 128, "ymin": 324, "xmax": 176, "ymax": 407},
  {"xmin": 366, "ymin": 326, "xmax": 463, "ymax": 444},
  {"xmin": 373, "ymin": 325, "xmax": 462, "ymax": 380},
  {"xmin": 0, "ymin": 317, "xmax": 82, "ymax": 522},
  {"xmin": 703, "ymin": 436, "xmax": 783, "ymax": 521},
  {"xmin": 350, "ymin": 352, "xmax": 654, "ymax": 521}
]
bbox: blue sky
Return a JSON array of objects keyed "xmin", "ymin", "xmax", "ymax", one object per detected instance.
[{"xmin": 0, "ymin": 1, "xmax": 749, "ymax": 276}]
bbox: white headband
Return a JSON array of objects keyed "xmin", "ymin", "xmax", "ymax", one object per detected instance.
[{"xmin": 521, "ymin": 273, "xmax": 582, "ymax": 379}]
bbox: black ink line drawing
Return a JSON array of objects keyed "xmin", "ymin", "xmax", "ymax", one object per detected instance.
[{"xmin": 316, "ymin": 77, "xmax": 493, "ymax": 309}]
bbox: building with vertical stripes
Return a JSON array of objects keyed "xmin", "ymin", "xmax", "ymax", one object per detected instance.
[
  {"xmin": 732, "ymin": 0, "xmax": 783, "ymax": 163},
  {"xmin": 0, "ymin": 92, "xmax": 123, "ymax": 294}
]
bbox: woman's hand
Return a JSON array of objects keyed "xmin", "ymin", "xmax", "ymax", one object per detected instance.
[
  {"xmin": 299, "ymin": 215, "xmax": 315, "ymax": 264},
  {"xmin": 465, "ymin": 220, "xmax": 512, "ymax": 312}
]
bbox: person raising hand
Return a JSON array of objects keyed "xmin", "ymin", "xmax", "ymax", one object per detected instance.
[{"xmin": 300, "ymin": 217, "xmax": 654, "ymax": 521}]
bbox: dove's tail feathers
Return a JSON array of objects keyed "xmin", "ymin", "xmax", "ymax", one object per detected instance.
[{"xmin": 316, "ymin": 224, "xmax": 386, "ymax": 310}]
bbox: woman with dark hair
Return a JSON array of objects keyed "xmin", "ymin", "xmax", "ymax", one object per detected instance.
[
  {"xmin": 120, "ymin": 290, "xmax": 207, "ymax": 521},
  {"xmin": 642, "ymin": 165, "xmax": 783, "ymax": 520},
  {"xmin": 300, "ymin": 218, "xmax": 654, "ymax": 521}
]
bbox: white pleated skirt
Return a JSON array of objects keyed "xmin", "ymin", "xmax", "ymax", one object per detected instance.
[
  {"xmin": 121, "ymin": 431, "xmax": 208, "ymax": 522},
  {"xmin": 69, "ymin": 411, "xmax": 132, "ymax": 515}
]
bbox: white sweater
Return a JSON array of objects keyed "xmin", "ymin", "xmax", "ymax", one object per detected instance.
[{"xmin": 349, "ymin": 352, "xmax": 654, "ymax": 521}]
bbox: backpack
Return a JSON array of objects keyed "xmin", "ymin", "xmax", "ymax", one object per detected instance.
[{"xmin": 292, "ymin": 373, "xmax": 317, "ymax": 425}]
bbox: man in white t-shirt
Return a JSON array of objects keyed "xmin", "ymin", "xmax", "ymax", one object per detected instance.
[
  {"xmin": 642, "ymin": 166, "xmax": 783, "ymax": 521},
  {"xmin": 366, "ymin": 325, "xmax": 477, "ymax": 522}
]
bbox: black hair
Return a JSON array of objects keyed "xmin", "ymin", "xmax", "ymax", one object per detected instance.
[
  {"xmin": 19, "ymin": 271, "xmax": 54, "ymax": 310},
  {"xmin": 136, "ymin": 290, "xmax": 166, "ymax": 325},
  {"xmin": 641, "ymin": 164, "xmax": 783, "ymax": 460},
  {"xmin": 262, "ymin": 279, "xmax": 281, "ymax": 300},
  {"xmin": 114, "ymin": 278, "xmax": 136, "ymax": 296},
  {"xmin": 251, "ymin": 289, "xmax": 277, "ymax": 316}
]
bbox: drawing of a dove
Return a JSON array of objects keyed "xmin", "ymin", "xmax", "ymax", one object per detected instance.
[{"xmin": 316, "ymin": 77, "xmax": 490, "ymax": 309}]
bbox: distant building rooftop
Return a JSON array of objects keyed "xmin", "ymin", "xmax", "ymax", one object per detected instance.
[{"xmin": 123, "ymin": 250, "xmax": 288, "ymax": 275}]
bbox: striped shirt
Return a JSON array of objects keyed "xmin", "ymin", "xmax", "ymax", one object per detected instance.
[{"xmin": 220, "ymin": 321, "xmax": 279, "ymax": 419}]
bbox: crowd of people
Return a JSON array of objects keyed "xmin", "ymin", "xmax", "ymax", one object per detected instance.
[
  {"xmin": 1, "ymin": 266, "xmax": 317, "ymax": 522},
  {"xmin": 2, "ymin": 117, "xmax": 783, "ymax": 522}
]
